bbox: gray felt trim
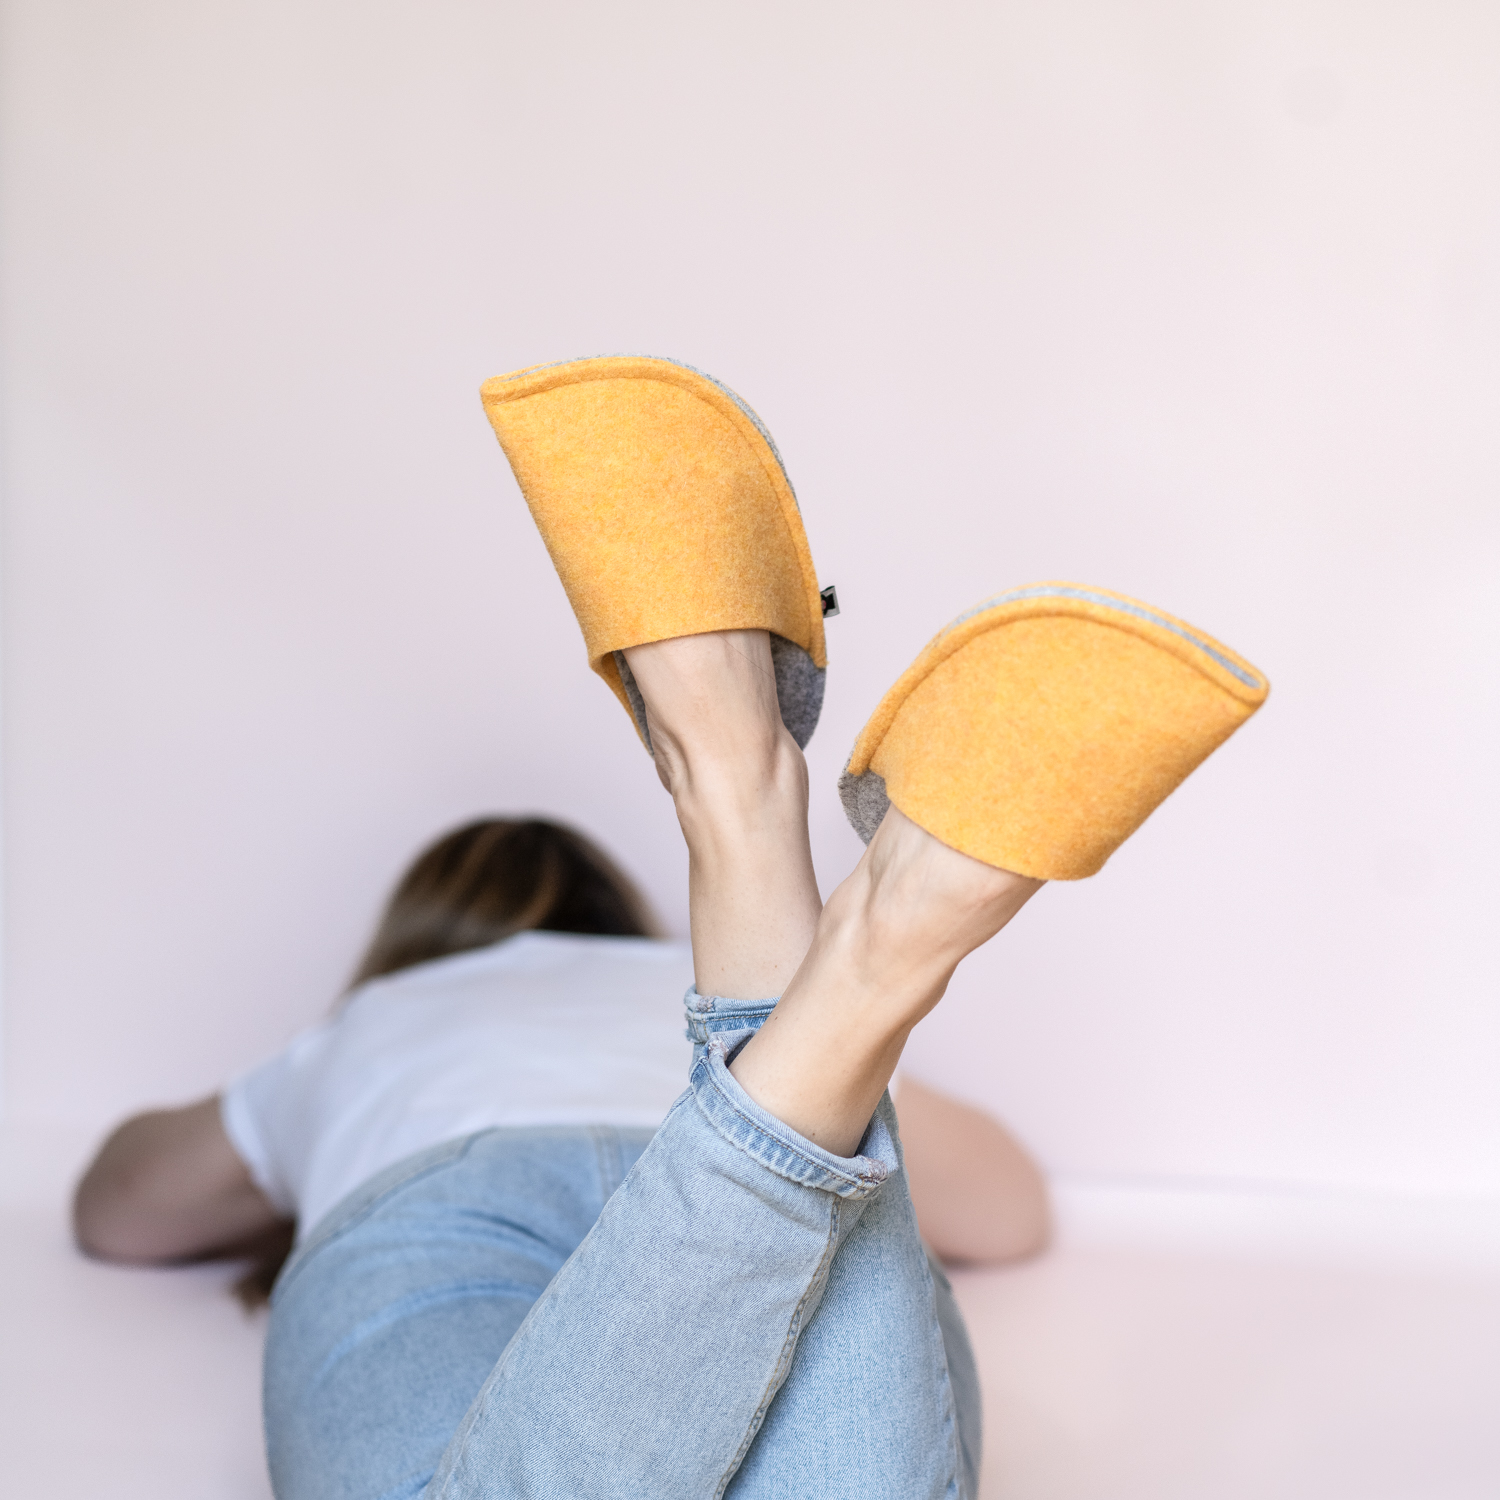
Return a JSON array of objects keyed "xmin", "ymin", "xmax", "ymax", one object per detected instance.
[
  {"xmin": 838, "ymin": 766, "xmax": 890, "ymax": 846},
  {"xmin": 615, "ymin": 652, "xmax": 655, "ymax": 754},
  {"xmin": 941, "ymin": 585, "xmax": 1262, "ymax": 690},
  {"xmin": 614, "ymin": 634, "xmax": 825, "ymax": 758},
  {"xmin": 771, "ymin": 633, "xmax": 826, "ymax": 750}
]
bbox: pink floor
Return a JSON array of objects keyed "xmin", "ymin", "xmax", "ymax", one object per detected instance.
[{"xmin": 5, "ymin": 1122, "xmax": 1498, "ymax": 1499}]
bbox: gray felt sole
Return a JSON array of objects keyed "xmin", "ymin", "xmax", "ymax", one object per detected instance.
[{"xmin": 614, "ymin": 634, "xmax": 826, "ymax": 755}]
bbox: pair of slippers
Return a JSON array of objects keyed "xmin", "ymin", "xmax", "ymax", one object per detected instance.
[{"xmin": 481, "ymin": 356, "xmax": 1267, "ymax": 881}]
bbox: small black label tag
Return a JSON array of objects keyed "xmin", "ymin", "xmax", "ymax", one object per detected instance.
[{"xmin": 820, "ymin": 585, "xmax": 840, "ymax": 619}]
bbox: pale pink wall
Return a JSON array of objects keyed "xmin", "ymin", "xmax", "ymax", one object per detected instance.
[{"xmin": 2, "ymin": 0, "xmax": 1497, "ymax": 1194}]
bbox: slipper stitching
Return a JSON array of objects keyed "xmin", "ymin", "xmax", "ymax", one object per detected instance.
[{"xmin": 941, "ymin": 584, "xmax": 1263, "ymax": 690}]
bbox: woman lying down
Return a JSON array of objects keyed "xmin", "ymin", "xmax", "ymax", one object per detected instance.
[
  {"xmin": 74, "ymin": 356, "xmax": 1267, "ymax": 1500},
  {"xmin": 74, "ymin": 816, "xmax": 1048, "ymax": 1491}
]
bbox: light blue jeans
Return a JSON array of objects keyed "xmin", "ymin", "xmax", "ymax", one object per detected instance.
[{"xmin": 264, "ymin": 991, "xmax": 981, "ymax": 1499}]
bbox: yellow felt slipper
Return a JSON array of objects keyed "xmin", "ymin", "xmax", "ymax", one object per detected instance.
[
  {"xmin": 480, "ymin": 355, "xmax": 829, "ymax": 750},
  {"xmin": 839, "ymin": 583, "xmax": 1269, "ymax": 879}
]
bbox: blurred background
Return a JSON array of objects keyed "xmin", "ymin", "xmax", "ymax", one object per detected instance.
[{"xmin": 1, "ymin": 1, "xmax": 1497, "ymax": 1496}]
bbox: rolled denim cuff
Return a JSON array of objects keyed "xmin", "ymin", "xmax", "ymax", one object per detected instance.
[
  {"xmin": 683, "ymin": 985, "xmax": 776, "ymax": 1046},
  {"xmin": 690, "ymin": 1035, "xmax": 893, "ymax": 1200}
]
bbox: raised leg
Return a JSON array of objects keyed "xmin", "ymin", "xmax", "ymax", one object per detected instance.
[
  {"xmin": 420, "ymin": 629, "xmax": 1035, "ymax": 1500},
  {"xmin": 628, "ymin": 626, "xmax": 1042, "ymax": 1156},
  {"xmin": 622, "ymin": 628, "xmax": 821, "ymax": 1000},
  {"xmin": 731, "ymin": 803, "xmax": 1042, "ymax": 1156}
]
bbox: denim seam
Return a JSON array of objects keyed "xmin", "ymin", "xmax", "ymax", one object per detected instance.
[
  {"xmin": 686, "ymin": 1014, "xmax": 774, "ymax": 1044},
  {"xmin": 683, "ymin": 993, "xmax": 777, "ymax": 1045},
  {"xmin": 919, "ymin": 1244, "xmax": 966, "ymax": 1500},
  {"xmin": 713, "ymin": 1195, "xmax": 843, "ymax": 1499},
  {"xmin": 696, "ymin": 1043, "xmax": 885, "ymax": 1195},
  {"xmin": 659, "ymin": 1088, "xmax": 694, "ymax": 1127},
  {"xmin": 273, "ymin": 1132, "xmax": 487, "ymax": 1303},
  {"xmin": 590, "ymin": 1125, "xmax": 620, "ymax": 1204}
]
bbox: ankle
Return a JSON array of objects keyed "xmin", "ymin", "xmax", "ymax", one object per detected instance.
[
  {"xmin": 620, "ymin": 629, "xmax": 789, "ymax": 794},
  {"xmin": 821, "ymin": 808, "xmax": 1043, "ymax": 1003},
  {"xmin": 651, "ymin": 709, "xmax": 799, "ymax": 797},
  {"xmin": 724, "ymin": 815, "xmax": 1041, "ymax": 1156},
  {"xmin": 669, "ymin": 730, "xmax": 809, "ymax": 848}
]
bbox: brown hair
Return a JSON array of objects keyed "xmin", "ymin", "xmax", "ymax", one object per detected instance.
[
  {"xmin": 234, "ymin": 816, "xmax": 656, "ymax": 1308},
  {"xmin": 347, "ymin": 817, "xmax": 658, "ymax": 989}
]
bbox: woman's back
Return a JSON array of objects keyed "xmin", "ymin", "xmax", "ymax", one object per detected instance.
[{"xmin": 223, "ymin": 932, "xmax": 694, "ymax": 1239}]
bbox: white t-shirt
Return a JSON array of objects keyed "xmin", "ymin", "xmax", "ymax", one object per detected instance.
[{"xmin": 220, "ymin": 931, "xmax": 696, "ymax": 1238}]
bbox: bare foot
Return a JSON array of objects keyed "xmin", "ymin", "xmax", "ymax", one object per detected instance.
[
  {"xmin": 729, "ymin": 804, "xmax": 1044, "ymax": 1156},
  {"xmin": 621, "ymin": 631, "xmax": 822, "ymax": 1000}
]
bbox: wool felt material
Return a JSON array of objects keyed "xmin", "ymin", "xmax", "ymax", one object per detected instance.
[
  {"xmin": 481, "ymin": 356, "xmax": 828, "ymax": 750},
  {"xmin": 839, "ymin": 583, "xmax": 1269, "ymax": 880}
]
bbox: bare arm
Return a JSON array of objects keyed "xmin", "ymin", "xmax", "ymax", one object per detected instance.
[
  {"xmin": 73, "ymin": 1095, "xmax": 288, "ymax": 1264},
  {"xmin": 894, "ymin": 1076, "xmax": 1050, "ymax": 1265}
]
